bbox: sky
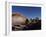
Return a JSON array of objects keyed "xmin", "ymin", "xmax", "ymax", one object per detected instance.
[{"xmin": 12, "ymin": 6, "xmax": 41, "ymax": 19}]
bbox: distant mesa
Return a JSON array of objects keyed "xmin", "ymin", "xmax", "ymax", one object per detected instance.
[
  {"xmin": 12, "ymin": 13, "xmax": 22, "ymax": 16},
  {"xmin": 12, "ymin": 12, "xmax": 27, "ymax": 18},
  {"xmin": 12, "ymin": 12, "xmax": 27, "ymax": 26},
  {"xmin": 12, "ymin": 12, "xmax": 27, "ymax": 30}
]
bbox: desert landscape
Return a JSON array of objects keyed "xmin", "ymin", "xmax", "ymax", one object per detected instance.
[
  {"xmin": 12, "ymin": 6, "xmax": 41, "ymax": 31},
  {"xmin": 12, "ymin": 13, "xmax": 41, "ymax": 31}
]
